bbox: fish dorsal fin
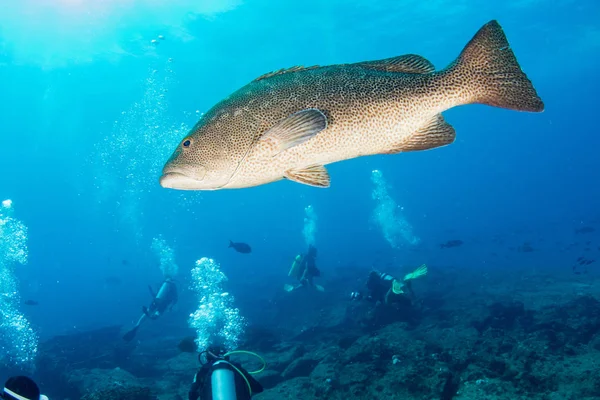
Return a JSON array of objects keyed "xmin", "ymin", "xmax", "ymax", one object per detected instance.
[
  {"xmin": 358, "ymin": 54, "xmax": 435, "ymax": 74},
  {"xmin": 262, "ymin": 108, "xmax": 327, "ymax": 154},
  {"xmin": 383, "ymin": 114, "xmax": 456, "ymax": 154},
  {"xmin": 253, "ymin": 65, "xmax": 320, "ymax": 82},
  {"xmin": 285, "ymin": 164, "xmax": 330, "ymax": 188}
]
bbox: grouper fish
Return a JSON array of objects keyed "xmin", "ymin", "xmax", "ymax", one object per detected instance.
[{"xmin": 160, "ymin": 20, "xmax": 544, "ymax": 191}]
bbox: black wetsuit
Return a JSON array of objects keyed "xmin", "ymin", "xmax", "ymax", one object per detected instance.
[
  {"xmin": 144, "ymin": 279, "xmax": 178, "ymax": 319},
  {"xmin": 188, "ymin": 360, "xmax": 263, "ymax": 400},
  {"xmin": 299, "ymin": 252, "xmax": 320, "ymax": 286},
  {"xmin": 361, "ymin": 271, "xmax": 413, "ymax": 305}
]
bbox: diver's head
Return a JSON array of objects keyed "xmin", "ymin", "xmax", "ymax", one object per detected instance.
[
  {"xmin": 199, "ymin": 345, "xmax": 228, "ymax": 365},
  {"xmin": 307, "ymin": 245, "xmax": 317, "ymax": 257},
  {"xmin": 2, "ymin": 376, "xmax": 48, "ymax": 400}
]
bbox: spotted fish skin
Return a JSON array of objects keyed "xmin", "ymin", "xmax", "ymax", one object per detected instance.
[{"xmin": 160, "ymin": 20, "xmax": 544, "ymax": 191}]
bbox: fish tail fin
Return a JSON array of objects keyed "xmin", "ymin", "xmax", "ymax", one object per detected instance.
[
  {"xmin": 228, "ymin": 240, "xmax": 233, "ymax": 248},
  {"xmin": 448, "ymin": 20, "xmax": 544, "ymax": 112}
]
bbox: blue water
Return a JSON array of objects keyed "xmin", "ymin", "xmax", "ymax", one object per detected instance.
[{"xmin": 0, "ymin": 0, "xmax": 599, "ymax": 366}]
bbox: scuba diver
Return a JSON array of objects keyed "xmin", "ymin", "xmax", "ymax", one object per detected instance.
[
  {"xmin": 188, "ymin": 346, "xmax": 264, "ymax": 400},
  {"xmin": 123, "ymin": 278, "xmax": 178, "ymax": 342},
  {"xmin": 2, "ymin": 376, "xmax": 48, "ymax": 400},
  {"xmin": 350, "ymin": 264, "xmax": 428, "ymax": 306},
  {"xmin": 284, "ymin": 245, "xmax": 323, "ymax": 292}
]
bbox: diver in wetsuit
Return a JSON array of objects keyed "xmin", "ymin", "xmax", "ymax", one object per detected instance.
[
  {"xmin": 123, "ymin": 278, "xmax": 178, "ymax": 342},
  {"xmin": 188, "ymin": 346, "xmax": 263, "ymax": 400},
  {"xmin": 285, "ymin": 245, "xmax": 323, "ymax": 292},
  {"xmin": 350, "ymin": 264, "xmax": 427, "ymax": 306}
]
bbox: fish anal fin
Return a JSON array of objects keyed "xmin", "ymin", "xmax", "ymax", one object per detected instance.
[
  {"xmin": 383, "ymin": 114, "xmax": 456, "ymax": 154},
  {"xmin": 284, "ymin": 164, "xmax": 330, "ymax": 188},
  {"xmin": 262, "ymin": 109, "xmax": 327, "ymax": 154},
  {"xmin": 358, "ymin": 55, "xmax": 435, "ymax": 74},
  {"xmin": 253, "ymin": 65, "xmax": 320, "ymax": 81}
]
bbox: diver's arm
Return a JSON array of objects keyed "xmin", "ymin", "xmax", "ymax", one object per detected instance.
[
  {"xmin": 299, "ymin": 267, "xmax": 308, "ymax": 282},
  {"xmin": 384, "ymin": 288, "xmax": 393, "ymax": 305}
]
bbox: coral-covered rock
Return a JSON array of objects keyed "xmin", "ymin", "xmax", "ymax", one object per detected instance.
[
  {"xmin": 256, "ymin": 369, "xmax": 284, "ymax": 389},
  {"xmin": 81, "ymin": 386, "xmax": 156, "ymax": 400},
  {"xmin": 282, "ymin": 356, "xmax": 320, "ymax": 379}
]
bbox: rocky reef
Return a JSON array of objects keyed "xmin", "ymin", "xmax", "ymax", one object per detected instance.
[{"xmin": 30, "ymin": 266, "xmax": 600, "ymax": 399}]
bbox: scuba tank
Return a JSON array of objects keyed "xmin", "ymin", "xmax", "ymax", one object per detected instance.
[
  {"xmin": 379, "ymin": 272, "xmax": 395, "ymax": 282},
  {"xmin": 155, "ymin": 278, "xmax": 174, "ymax": 301},
  {"xmin": 211, "ymin": 360, "xmax": 237, "ymax": 400},
  {"xmin": 190, "ymin": 347, "xmax": 266, "ymax": 400},
  {"xmin": 288, "ymin": 254, "xmax": 303, "ymax": 278}
]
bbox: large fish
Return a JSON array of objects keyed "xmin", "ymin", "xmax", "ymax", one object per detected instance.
[{"xmin": 160, "ymin": 20, "xmax": 544, "ymax": 191}]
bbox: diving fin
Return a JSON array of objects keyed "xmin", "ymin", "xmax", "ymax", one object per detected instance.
[
  {"xmin": 315, "ymin": 284, "xmax": 325, "ymax": 292},
  {"xmin": 284, "ymin": 284, "xmax": 295, "ymax": 292},
  {"xmin": 288, "ymin": 255, "xmax": 302, "ymax": 278},
  {"xmin": 123, "ymin": 326, "xmax": 138, "ymax": 342},
  {"xmin": 404, "ymin": 264, "xmax": 428, "ymax": 281}
]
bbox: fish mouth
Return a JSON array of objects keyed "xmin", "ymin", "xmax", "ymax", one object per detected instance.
[{"xmin": 159, "ymin": 172, "xmax": 203, "ymax": 190}]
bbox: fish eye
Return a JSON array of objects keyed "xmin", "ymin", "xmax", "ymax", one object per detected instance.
[{"xmin": 182, "ymin": 138, "xmax": 192, "ymax": 148}]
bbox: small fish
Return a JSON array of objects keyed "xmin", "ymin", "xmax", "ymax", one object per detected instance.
[
  {"xmin": 440, "ymin": 239, "xmax": 463, "ymax": 249},
  {"xmin": 122, "ymin": 259, "xmax": 130, "ymax": 265},
  {"xmin": 575, "ymin": 226, "xmax": 595, "ymax": 234},
  {"xmin": 572, "ymin": 263, "xmax": 590, "ymax": 275},
  {"xmin": 229, "ymin": 240, "xmax": 251, "ymax": 254},
  {"xmin": 576, "ymin": 257, "xmax": 595, "ymax": 266},
  {"xmin": 177, "ymin": 336, "xmax": 198, "ymax": 353},
  {"xmin": 160, "ymin": 20, "xmax": 543, "ymax": 191},
  {"xmin": 23, "ymin": 300, "xmax": 39, "ymax": 306},
  {"xmin": 517, "ymin": 243, "xmax": 535, "ymax": 253}
]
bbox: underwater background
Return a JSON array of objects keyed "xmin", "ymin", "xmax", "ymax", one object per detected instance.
[{"xmin": 1, "ymin": 0, "xmax": 600, "ymax": 399}]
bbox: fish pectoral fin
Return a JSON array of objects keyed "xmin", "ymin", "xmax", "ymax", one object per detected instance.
[
  {"xmin": 383, "ymin": 114, "xmax": 456, "ymax": 154},
  {"xmin": 262, "ymin": 109, "xmax": 327, "ymax": 154},
  {"xmin": 357, "ymin": 54, "xmax": 435, "ymax": 74},
  {"xmin": 284, "ymin": 164, "xmax": 330, "ymax": 188}
]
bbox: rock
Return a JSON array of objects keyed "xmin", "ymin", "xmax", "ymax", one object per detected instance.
[
  {"xmin": 254, "ymin": 377, "xmax": 313, "ymax": 400},
  {"xmin": 263, "ymin": 345, "xmax": 305, "ymax": 372},
  {"xmin": 310, "ymin": 360, "xmax": 338, "ymax": 381},
  {"xmin": 282, "ymin": 357, "xmax": 320, "ymax": 379},
  {"xmin": 339, "ymin": 362, "xmax": 371, "ymax": 386},
  {"xmin": 344, "ymin": 335, "xmax": 392, "ymax": 364},
  {"xmin": 68, "ymin": 367, "xmax": 151, "ymax": 397},
  {"xmin": 256, "ymin": 369, "xmax": 284, "ymax": 389},
  {"xmin": 81, "ymin": 386, "xmax": 157, "ymax": 400}
]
